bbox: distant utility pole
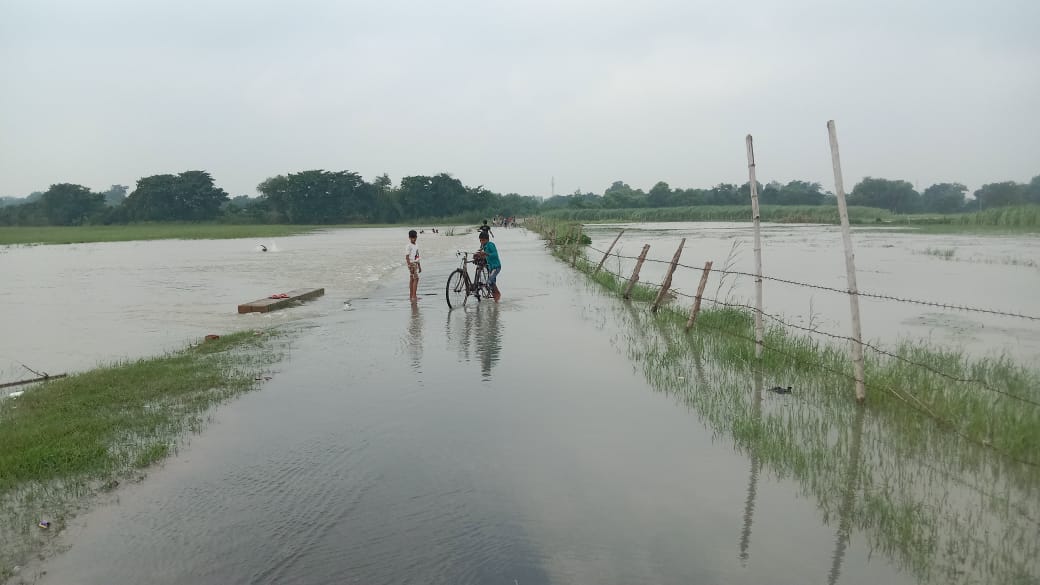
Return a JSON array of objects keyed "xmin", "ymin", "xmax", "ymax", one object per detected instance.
[{"xmin": 551, "ymin": 176, "xmax": 555, "ymax": 197}]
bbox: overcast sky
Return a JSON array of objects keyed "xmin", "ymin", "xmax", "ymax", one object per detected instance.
[{"xmin": 1, "ymin": 0, "xmax": 1037, "ymax": 198}]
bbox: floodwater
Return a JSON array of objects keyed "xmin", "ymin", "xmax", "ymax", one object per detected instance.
[
  {"xmin": 2, "ymin": 226, "xmax": 1038, "ymax": 584},
  {"xmin": 585, "ymin": 222, "xmax": 1040, "ymax": 362}
]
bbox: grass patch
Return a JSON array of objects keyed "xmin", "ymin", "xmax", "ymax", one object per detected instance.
[
  {"xmin": 919, "ymin": 247, "xmax": 957, "ymax": 260},
  {"xmin": 0, "ymin": 329, "xmax": 286, "ymax": 576},
  {"xmin": 540, "ymin": 204, "xmax": 896, "ymax": 224},
  {"xmin": 0, "ymin": 224, "xmax": 323, "ymax": 246}
]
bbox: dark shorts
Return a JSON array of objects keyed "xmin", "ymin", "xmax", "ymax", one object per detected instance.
[{"xmin": 487, "ymin": 267, "xmax": 501, "ymax": 287}]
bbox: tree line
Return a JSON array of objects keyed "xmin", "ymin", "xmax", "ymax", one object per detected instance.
[{"xmin": 1, "ymin": 170, "xmax": 1038, "ymax": 227}]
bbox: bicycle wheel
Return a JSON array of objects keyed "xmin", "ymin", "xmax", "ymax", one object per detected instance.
[
  {"xmin": 471, "ymin": 268, "xmax": 487, "ymax": 302},
  {"xmin": 446, "ymin": 269, "xmax": 467, "ymax": 308}
]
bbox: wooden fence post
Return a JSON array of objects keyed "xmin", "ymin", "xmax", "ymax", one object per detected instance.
[
  {"xmin": 747, "ymin": 135, "xmax": 765, "ymax": 359},
  {"xmin": 594, "ymin": 229, "xmax": 625, "ymax": 275},
  {"xmin": 827, "ymin": 120, "xmax": 867, "ymax": 403},
  {"xmin": 651, "ymin": 238, "xmax": 686, "ymax": 313},
  {"xmin": 571, "ymin": 224, "xmax": 583, "ymax": 267},
  {"xmin": 685, "ymin": 261, "xmax": 713, "ymax": 330},
  {"xmin": 623, "ymin": 244, "xmax": 651, "ymax": 299}
]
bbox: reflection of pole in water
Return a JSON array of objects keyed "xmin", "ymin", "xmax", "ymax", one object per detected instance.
[
  {"xmin": 408, "ymin": 303, "xmax": 423, "ymax": 372},
  {"xmin": 738, "ymin": 370, "xmax": 764, "ymax": 565},
  {"xmin": 828, "ymin": 405, "xmax": 866, "ymax": 585}
]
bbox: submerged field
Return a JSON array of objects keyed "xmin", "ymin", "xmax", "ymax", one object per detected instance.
[
  {"xmin": 0, "ymin": 331, "xmax": 287, "ymax": 579},
  {"xmin": 530, "ymin": 218, "xmax": 1040, "ymax": 584}
]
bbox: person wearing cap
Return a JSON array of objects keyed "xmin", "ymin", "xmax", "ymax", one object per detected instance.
[
  {"xmin": 405, "ymin": 229, "xmax": 421, "ymax": 301},
  {"xmin": 476, "ymin": 231, "xmax": 502, "ymax": 302}
]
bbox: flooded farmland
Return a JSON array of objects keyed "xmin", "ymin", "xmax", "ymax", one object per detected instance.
[{"xmin": 2, "ymin": 225, "xmax": 1038, "ymax": 584}]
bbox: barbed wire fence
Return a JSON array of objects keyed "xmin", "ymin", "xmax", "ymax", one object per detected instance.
[{"xmin": 525, "ymin": 124, "xmax": 1039, "ymax": 468}]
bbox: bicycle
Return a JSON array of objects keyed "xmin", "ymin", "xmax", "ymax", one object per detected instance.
[{"xmin": 445, "ymin": 250, "xmax": 493, "ymax": 308}]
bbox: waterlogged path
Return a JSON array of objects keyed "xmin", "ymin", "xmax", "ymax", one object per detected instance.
[{"xmin": 15, "ymin": 230, "xmax": 1030, "ymax": 584}]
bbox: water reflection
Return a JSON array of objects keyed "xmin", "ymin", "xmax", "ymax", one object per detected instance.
[
  {"xmin": 407, "ymin": 302, "xmax": 423, "ymax": 373},
  {"xmin": 445, "ymin": 304, "xmax": 504, "ymax": 381},
  {"xmin": 611, "ymin": 302, "xmax": 1040, "ymax": 585},
  {"xmin": 828, "ymin": 405, "xmax": 866, "ymax": 585},
  {"xmin": 738, "ymin": 370, "xmax": 763, "ymax": 566}
]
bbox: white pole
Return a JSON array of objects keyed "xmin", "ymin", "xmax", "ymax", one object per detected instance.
[
  {"xmin": 827, "ymin": 120, "xmax": 867, "ymax": 402},
  {"xmin": 746, "ymin": 135, "xmax": 764, "ymax": 359}
]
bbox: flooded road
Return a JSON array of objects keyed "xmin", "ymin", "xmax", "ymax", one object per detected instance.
[{"xmin": 4, "ymin": 226, "xmax": 1037, "ymax": 584}]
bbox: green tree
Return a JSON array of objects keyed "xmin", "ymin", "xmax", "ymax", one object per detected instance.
[
  {"xmin": 102, "ymin": 185, "xmax": 128, "ymax": 207},
  {"xmin": 648, "ymin": 181, "xmax": 672, "ymax": 207},
  {"xmin": 1024, "ymin": 175, "xmax": 1040, "ymax": 204},
  {"xmin": 848, "ymin": 177, "xmax": 921, "ymax": 213},
  {"xmin": 125, "ymin": 171, "xmax": 228, "ymax": 221},
  {"xmin": 257, "ymin": 170, "xmax": 371, "ymax": 223},
  {"xmin": 40, "ymin": 183, "xmax": 105, "ymax": 226},
  {"xmin": 603, "ymin": 181, "xmax": 646, "ymax": 208},
  {"xmin": 920, "ymin": 183, "xmax": 967, "ymax": 213},
  {"xmin": 974, "ymin": 181, "xmax": 1025, "ymax": 209}
]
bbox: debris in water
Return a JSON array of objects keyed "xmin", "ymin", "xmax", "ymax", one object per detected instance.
[
  {"xmin": 9, "ymin": 391, "xmax": 23, "ymax": 398},
  {"xmin": 204, "ymin": 334, "xmax": 220, "ymax": 341},
  {"xmin": 38, "ymin": 520, "xmax": 50, "ymax": 529},
  {"xmin": 768, "ymin": 386, "xmax": 793, "ymax": 394}
]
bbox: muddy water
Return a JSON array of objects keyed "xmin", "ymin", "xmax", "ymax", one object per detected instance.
[
  {"xmin": 585, "ymin": 223, "xmax": 1040, "ymax": 362},
  {"xmin": 0, "ymin": 228, "xmax": 464, "ymax": 388},
  {"xmin": 4, "ymin": 227, "xmax": 1037, "ymax": 584}
]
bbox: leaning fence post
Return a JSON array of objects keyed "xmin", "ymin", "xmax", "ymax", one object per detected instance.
[
  {"xmin": 651, "ymin": 238, "xmax": 686, "ymax": 313},
  {"xmin": 594, "ymin": 229, "xmax": 625, "ymax": 275},
  {"xmin": 571, "ymin": 224, "xmax": 583, "ymax": 267},
  {"xmin": 623, "ymin": 244, "xmax": 651, "ymax": 299},
  {"xmin": 827, "ymin": 120, "xmax": 867, "ymax": 403},
  {"xmin": 685, "ymin": 261, "xmax": 714, "ymax": 330},
  {"xmin": 747, "ymin": 135, "xmax": 765, "ymax": 359}
]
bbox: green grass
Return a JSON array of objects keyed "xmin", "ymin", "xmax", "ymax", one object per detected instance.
[
  {"xmin": 0, "ymin": 223, "xmax": 323, "ymax": 245},
  {"xmin": 0, "ymin": 330, "xmax": 285, "ymax": 577},
  {"xmin": 539, "ymin": 204, "xmax": 1040, "ymax": 233},
  {"xmin": 540, "ymin": 204, "xmax": 896, "ymax": 224}
]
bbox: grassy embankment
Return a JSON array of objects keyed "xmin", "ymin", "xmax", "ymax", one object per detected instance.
[
  {"xmin": 0, "ymin": 224, "xmax": 322, "ymax": 246},
  {"xmin": 529, "ymin": 217, "xmax": 1040, "ymax": 584},
  {"xmin": 541, "ymin": 204, "xmax": 1040, "ymax": 232},
  {"xmin": 0, "ymin": 330, "xmax": 285, "ymax": 579}
]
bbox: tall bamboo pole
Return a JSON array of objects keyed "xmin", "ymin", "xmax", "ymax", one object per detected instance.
[
  {"xmin": 827, "ymin": 120, "xmax": 867, "ymax": 402},
  {"xmin": 747, "ymin": 135, "xmax": 764, "ymax": 359}
]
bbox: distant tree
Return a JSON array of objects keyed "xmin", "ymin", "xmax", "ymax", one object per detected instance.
[
  {"xmin": 974, "ymin": 181, "xmax": 1025, "ymax": 209},
  {"xmin": 778, "ymin": 180, "xmax": 826, "ymax": 205},
  {"xmin": 257, "ymin": 170, "xmax": 372, "ymax": 223},
  {"xmin": 102, "ymin": 184, "xmax": 128, "ymax": 207},
  {"xmin": 648, "ymin": 181, "xmax": 672, "ymax": 207},
  {"xmin": 920, "ymin": 183, "xmax": 967, "ymax": 213},
  {"xmin": 125, "ymin": 171, "xmax": 228, "ymax": 221},
  {"xmin": 1025, "ymin": 175, "xmax": 1040, "ymax": 204},
  {"xmin": 848, "ymin": 177, "xmax": 921, "ymax": 213},
  {"xmin": 39, "ymin": 183, "xmax": 105, "ymax": 225},
  {"xmin": 603, "ymin": 181, "xmax": 646, "ymax": 208},
  {"xmin": 706, "ymin": 183, "xmax": 741, "ymax": 205}
]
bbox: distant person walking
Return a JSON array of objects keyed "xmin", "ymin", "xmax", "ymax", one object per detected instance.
[
  {"xmin": 405, "ymin": 229, "xmax": 421, "ymax": 301},
  {"xmin": 478, "ymin": 220, "xmax": 494, "ymax": 240},
  {"xmin": 477, "ymin": 231, "xmax": 502, "ymax": 302}
]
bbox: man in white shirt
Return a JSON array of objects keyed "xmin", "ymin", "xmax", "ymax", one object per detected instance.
[{"xmin": 405, "ymin": 229, "xmax": 421, "ymax": 301}]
